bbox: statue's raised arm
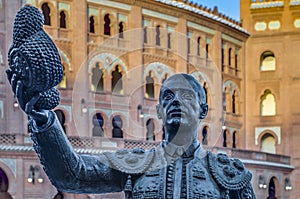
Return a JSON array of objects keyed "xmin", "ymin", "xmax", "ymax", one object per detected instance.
[{"xmin": 6, "ymin": 5, "xmax": 127, "ymax": 195}]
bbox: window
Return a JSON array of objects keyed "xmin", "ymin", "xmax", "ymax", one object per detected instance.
[
  {"xmin": 146, "ymin": 119, "xmax": 155, "ymax": 141},
  {"xmin": 206, "ymin": 43, "xmax": 209, "ymax": 59},
  {"xmin": 187, "ymin": 32, "xmax": 192, "ymax": 54},
  {"xmin": 203, "ymin": 82, "xmax": 210, "ymax": 107},
  {"xmin": 54, "ymin": 110, "xmax": 66, "ymax": 133},
  {"xmin": 235, "ymin": 50, "xmax": 238, "ymax": 75},
  {"xmin": 232, "ymin": 131, "xmax": 237, "ymax": 148},
  {"xmin": 112, "ymin": 115, "xmax": 123, "ymax": 138},
  {"xmin": 223, "ymin": 129, "xmax": 229, "ymax": 147},
  {"xmin": 59, "ymin": 11, "xmax": 66, "ymax": 28},
  {"xmin": 197, "ymin": 37, "xmax": 201, "ymax": 56},
  {"xmin": 221, "ymin": 44, "xmax": 225, "ymax": 72},
  {"xmin": 260, "ymin": 90, "xmax": 276, "ymax": 116},
  {"xmin": 145, "ymin": 71, "xmax": 155, "ymax": 98},
  {"xmin": 232, "ymin": 90, "xmax": 237, "ymax": 114},
  {"xmin": 89, "ymin": 16, "xmax": 95, "ymax": 33},
  {"xmin": 42, "ymin": 3, "xmax": 51, "ymax": 26},
  {"xmin": 119, "ymin": 22, "xmax": 124, "ymax": 39},
  {"xmin": 111, "ymin": 65, "xmax": 123, "ymax": 94},
  {"xmin": 92, "ymin": 113, "xmax": 104, "ymax": 137},
  {"xmin": 143, "ymin": 27, "xmax": 148, "ymax": 43},
  {"xmin": 156, "ymin": 25, "xmax": 161, "ymax": 46},
  {"xmin": 91, "ymin": 62, "xmax": 104, "ymax": 92},
  {"xmin": 59, "ymin": 65, "xmax": 67, "ymax": 88},
  {"xmin": 225, "ymin": 87, "xmax": 230, "ymax": 112},
  {"xmin": 268, "ymin": 177, "xmax": 277, "ymax": 198},
  {"xmin": 202, "ymin": 126, "xmax": 208, "ymax": 145},
  {"xmin": 104, "ymin": 14, "xmax": 111, "ymax": 36},
  {"xmin": 228, "ymin": 48, "xmax": 232, "ymax": 66},
  {"xmin": 162, "ymin": 74, "xmax": 168, "ymax": 84},
  {"xmin": 260, "ymin": 51, "xmax": 276, "ymax": 71},
  {"xmin": 260, "ymin": 133, "xmax": 276, "ymax": 153},
  {"xmin": 167, "ymin": 32, "xmax": 171, "ymax": 49}
]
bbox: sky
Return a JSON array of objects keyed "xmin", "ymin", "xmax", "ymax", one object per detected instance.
[{"xmin": 193, "ymin": 0, "xmax": 240, "ymax": 21}]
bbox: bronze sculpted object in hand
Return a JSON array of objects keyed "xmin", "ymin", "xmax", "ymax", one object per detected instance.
[{"xmin": 7, "ymin": 5, "xmax": 256, "ymax": 199}]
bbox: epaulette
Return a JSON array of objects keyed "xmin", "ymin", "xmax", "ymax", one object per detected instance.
[
  {"xmin": 103, "ymin": 148, "xmax": 155, "ymax": 174},
  {"xmin": 207, "ymin": 152, "xmax": 252, "ymax": 191}
]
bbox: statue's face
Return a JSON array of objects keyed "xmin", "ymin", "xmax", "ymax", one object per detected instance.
[{"xmin": 157, "ymin": 76, "xmax": 201, "ymax": 129}]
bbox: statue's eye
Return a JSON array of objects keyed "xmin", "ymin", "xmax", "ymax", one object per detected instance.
[
  {"xmin": 163, "ymin": 92, "xmax": 174, "ymax": 100},
  {"xmin": 181, "ymin": 91, "xmax": 194, "ymax": 100}
]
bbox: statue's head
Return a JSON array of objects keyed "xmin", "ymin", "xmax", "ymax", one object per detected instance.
[{"xmin": 156, "ymin": 74, "xmax": 208, "ymax": 144}]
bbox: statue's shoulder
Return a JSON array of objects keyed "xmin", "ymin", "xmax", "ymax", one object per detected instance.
[
  {"xmin": 207, "ymin": 151, "xmax": 252, "ymax": 191},
  {"xmin": 103, "ymin": 147, "xmax": 156, "ymax": 174}
]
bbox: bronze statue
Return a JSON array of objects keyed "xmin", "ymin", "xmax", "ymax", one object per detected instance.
[{"xmin": 7, "ymin": 5, "xmax": 256, "ymax": 199}]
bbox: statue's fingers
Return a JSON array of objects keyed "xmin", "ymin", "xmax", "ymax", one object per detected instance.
[
  {"xmin": 25, "ymin": 66, "xmax": 32, "ymax": 87},
  {"xmin": 25, "ymin": 93, "xmax": 40, "ymax": 114},
  {"xmin": 11, "ymin": 73, "xmax": 19, "ymax": 94},
  {"xmin": 29, "ymin": 109, "xmax": 48, "ymax": 126},
  {"xmin": 16, "ymin": 80, "xmax": 24, "ymax": 109},
  {"xmin": 6, "ymin": 69, "xmax": 13, "ymax": 84}
]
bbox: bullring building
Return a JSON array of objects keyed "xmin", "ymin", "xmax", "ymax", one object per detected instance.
[{"xmin": 0, "ymin": 0, "xmax": 298, "ymax": 198}]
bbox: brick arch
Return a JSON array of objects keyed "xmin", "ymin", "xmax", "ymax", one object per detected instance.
[
  {"xmin": 110, "ymin": 112, "xmax": 127, "ymax": 138},
  {"xmin": 89, "ymin": 110, "xmax": 108, "ymax": 137},
  {"xmin": 0, "ymin": 162, "xmax": 16, "ymax": 195}
]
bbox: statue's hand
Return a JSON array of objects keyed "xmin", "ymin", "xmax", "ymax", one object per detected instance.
[{"xmin": 7, "ymin": 68, "xmax": 48, "ymax": 126}]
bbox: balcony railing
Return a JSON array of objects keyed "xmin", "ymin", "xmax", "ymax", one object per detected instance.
[{"xmin": 0, "ymin": 133, "xmax": 291, "ymax": 165}]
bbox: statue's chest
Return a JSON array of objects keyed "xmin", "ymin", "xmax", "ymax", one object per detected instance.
[{"xmin": 132, "ymin": 157, "xmax": 221, "ymax": 199}]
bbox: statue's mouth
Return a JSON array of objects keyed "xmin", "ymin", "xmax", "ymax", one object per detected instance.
[{"xmin": 168, "ymin": 109, "xmax": 184, "ymax": 118}]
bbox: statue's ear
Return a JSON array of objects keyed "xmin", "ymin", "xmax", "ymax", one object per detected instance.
[
  {"xmin": 199, "ymin": 104, "xmax": 208, "ymax": 119},
  {"xmin": 156, "ymin": 104, "xmax": 162, "ymax": 119}
]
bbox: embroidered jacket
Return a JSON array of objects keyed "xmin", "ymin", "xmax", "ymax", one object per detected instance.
[{"xmin": 29, "ymin": 111, "xmax": 256, "ymax": 199}]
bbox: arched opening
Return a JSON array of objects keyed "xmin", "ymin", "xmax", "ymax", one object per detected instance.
[
  {"xmin": 145, "ymin": 71, "xmax": 155, "ymax": 98},
  {"xmin": 206, "ymin": 43, "xmax": 209, "ymax": 59},
  {"xmin": 156, "ymin": 25, "xmax": 161, "ymax": 46},
  {"xmin": 59, "ymin": 11, "xmax": 66, "ymax": 28},
  {"xmin": 143, "ymin": 27, "xmax": 148, "ymax": 43},
  {"xmin": 260, "ymin": 51, "xmax": 276, "ymax": 71},
  {"xmin": 267, "ymin": 177, "xmax": 276, "ymax": 199},
  {"xmin": 162, "ymin": 74, "xmax": 168, "ymax": 84},
  {"xmin": 146, "ymin": 119, "xmax": 155, "ymax": 141},
  {"xmin": 54, "ymin": 110, "xmax": 66, "ymax": 133},
  {"xmin": 187, "ymin": 32, "xmax": 191, "ymax": 54},
  {"xmin": 235, "ymin": 50, "xmax": 238, "ymax": 75},
  {"xmin": 92, "ymin": 113, "xmax": 104, "ymax": 137},
  {"xmin": 225, "ymin": 87, "xmax": 230, "ymax": 112},
  {"xmin": 223, "ymin": 129, "xmax": 229, "ymax": 147},
  {"xmin": 203, "ymin": 82, "xmax": 209, "ymax": 106},
  {"xmin": 59, "ymin": 65, "xmax": 67, "ymax": 88},
  {"xmin": 197, "ymin": 37, "xmax": 201, "ymax": 56},
  {"xmin": 167, "ymin": 32, "xmax": 171, "ymax": 49},
  {"xmin": 111, "ymin": 65, "xmax": 123, "ymax": 94},
  {"xmin": 112, "ymin": 115, "xmax": 123, "ymax": 138},
  {"xmin": 91, "ymin": 62, "xmax": 104, "ymax": 92},
  {"xmin": 261, "ymin": 90, "xmax": 276, "ymax": 116},
  {"xmin": 42, "ymin": 3, "xmax": 51, "ymax": 26},
  {"xmin": 53, "ymin": 191, "xmax": 64, "ymax": 199},
  {"xmin": 104, "ymin": 14, "xmax": 111, "ymax": 36},
  {"xmin": 232, "ymin": 90, "xmax": 237, "ymax": 114},
  {"xmin": 228, "ymin": 48, "xmax": 232, "ymax": 66},
  {"xmin": 0, "ymin": 168, "xmax": 12, "ymax": 199},
  {"xmin": 89, "ymin": 16, "xmax": 95, "ymax": 33},
  {"xmin": 202, "ymin": 126, "xmax": 208, "ymax": 145},
  {"xmin": 221, "ymin": 44, "xmax": 225, "ymax": 72},
  {"xmin": 119, "ymin": 22, "xmax": 124, "ymax": 39},
  {"xmin": 261, "ymin": 133, "xmax": 276, "ymax": 153},
  {"xmin": 232, "ymin": 131, "xmax": 237, "ymax": 148}
]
